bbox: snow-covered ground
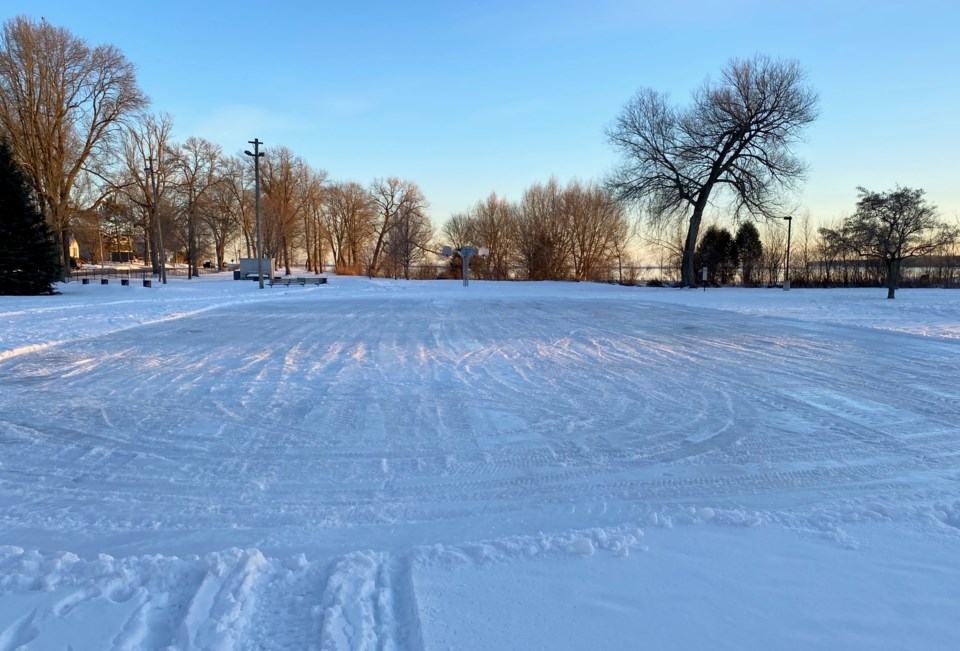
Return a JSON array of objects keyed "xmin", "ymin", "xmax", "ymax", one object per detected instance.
[{"xmin": 1, "ymin": 275, "xmax": 958, "ymax": 650}]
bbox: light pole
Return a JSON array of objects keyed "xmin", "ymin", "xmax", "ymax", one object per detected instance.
[
  {"xmin": 144, "ymin": 159, "xmax": 167, "ymax": 284},
  {"xmin": 244, "ymin": 139, "xmax": 265, "ymax": 289},
  {"xmin": 783, "ymin": 215, "xmax": 793, "ymax": 291}
]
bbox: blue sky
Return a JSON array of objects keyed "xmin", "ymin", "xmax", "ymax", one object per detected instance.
[{"xmin": 7, "ymin": 0, "xmax": 960, "ymax": 224}]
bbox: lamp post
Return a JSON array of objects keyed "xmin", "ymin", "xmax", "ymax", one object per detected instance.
[
  {"xmin": 144, "ymin": 158, "xmax": 167, "ymax": 284},
  {"xmin": 244, "ymin": 139, "xmax": 265, "ymax": 289},
  {"xmin": 783, "ymin": 215, "xmax": 793, "ymax": 291}
]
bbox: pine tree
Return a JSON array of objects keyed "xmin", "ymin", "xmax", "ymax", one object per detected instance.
[
  {"xmin": 735, "ymin": 222, "xmax": 763, "ymax": 286},
  {"xmin": 696, "ymin": 226, "xmax": 739, "ymax": 285},
  {"xmin": 0, "ymin": 140, "xmax": 61, "ymax": 295}
]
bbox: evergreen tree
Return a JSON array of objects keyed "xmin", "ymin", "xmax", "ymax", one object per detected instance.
[
  {"xmin": 735, "ymin": 222, "xmax": 763, "ymax": 286},
  {"xmin": 0, "ymin": 140, "xmax": 61, "ymax": 295},
  {"xmin": 696, "ymin": 226, "xmax": 739, "ymax": 285}
]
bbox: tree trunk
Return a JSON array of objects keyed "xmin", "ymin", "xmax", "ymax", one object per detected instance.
[
  {"xmin": 215, "ymin": 237, "xmax": 225, "ymax": 270},
  {"xmin": 886, "ymin": 258, "xmax": 900, "ymax": 299},
  {"xmin": 142, "ymin": 225, "xmax": 151, "ymax": 266},
  {"xmin": 681, "ymin": 204, "xmax": 706, "ymax": 287},
  {"xmin": 57, "ymin": 227, "xmax": 70, "ymax": 281},
  {"xmin": 282, "ymin": 237, "xmax": 291, "ymax": 276},
  {"xmin": 187, "ymin": 215, "xmax": 195, "ymax": 279},
  {"xmin": 149, "ymin": 229, "xmax": 159, "ymax": 273},
  {"xmin": 303, "ymin": 216, "xmax": 313, "ymax": 273},
  {"xmin": 368, "ymin": 228, "xmax": 390, "ymax": 278}
]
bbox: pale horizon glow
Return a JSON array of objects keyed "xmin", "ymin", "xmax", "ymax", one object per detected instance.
[{"xmin": 7, "ymin": 0, "xmax": 960, "ymax": 225}]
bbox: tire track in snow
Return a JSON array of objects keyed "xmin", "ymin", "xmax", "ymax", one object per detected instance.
[
  {"xmin": 0, "ymin": 548, "xmax": 429, "ymax": 651},
  {"xmin": 243, "ymin": 555, "xmax": 329, "ymax": 650},
  {"xmin": 318, "ymin": 551, "xmax": 423, "ymax": 651}
]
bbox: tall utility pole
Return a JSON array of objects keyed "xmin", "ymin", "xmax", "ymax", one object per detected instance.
[
  {"xmin": 145, "ymin": 158, "xmax": 167, "ymax": 284},
  {"xmin": 244, "ymin": 139, "xmax": 265, "ymax": 289},
  {"xmin": 783, "ymin": 215, "xmax": 793, "ymax": 291}
]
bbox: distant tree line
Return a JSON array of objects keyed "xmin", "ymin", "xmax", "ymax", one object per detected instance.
[
  {"xmin": 2, "ymin": 15, "xmax": 956, "ymax": 297},
  {"xmin": 0, "ymin": 15, "xmax": 436, "ymax": 282},
  {"xmin": 440, "ymin": 179, "xmax": 632, "ymax": 282},
  {"xmin": 605, "ymin": 54, "xmax": 957, "ymax": 297},
  {"xmin": 639, "ymin": 190, "xmax": 959, "ymax": 296}
]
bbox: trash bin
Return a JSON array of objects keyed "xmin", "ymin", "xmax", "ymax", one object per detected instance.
[{"xmin": 233, "ymin": 270, "xmax": 242, "ymax": 280}]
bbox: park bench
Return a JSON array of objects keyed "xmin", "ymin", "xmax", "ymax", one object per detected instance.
[{"xmin": 268, "ymin": 277, "xmax": 326, "ymax": 287}]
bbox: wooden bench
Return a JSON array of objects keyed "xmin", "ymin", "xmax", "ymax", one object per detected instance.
[{"xmin": 268, "ymin": 277, "xmax": 291, "ymax": 287}]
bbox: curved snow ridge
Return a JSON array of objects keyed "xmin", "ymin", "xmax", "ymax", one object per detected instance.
[
  {"xmin": 631, "ymin": 498, "xmax": 960, "ymax": 549},
  {"xmin": 410, "ymin": 506, "xmax": 800, "ymax": 569},
  {"xmin": 811, "ymin": 498, "xmax": 960, "ymax": 536},
  {"xmin": 413, "ymin": 523, "xmax": 648, "ymax": 570},
  {"xmin": 626, "ymin": 498, "xmax": 960, "ymax": 550}
]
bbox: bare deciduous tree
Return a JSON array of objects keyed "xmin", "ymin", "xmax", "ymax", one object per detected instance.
[
  {"xmin": 607, "ymin": 55, "xmax": 818, "ymax": 287},
  {"xmin": 444, "ymin": 179, "xmax": 634, "ymax": 283},
  {"xmin": 637, "ymin": 213, "xmax": 686, "ymax": 282},
  {"xmin": 758, "ymin": 219, "xmax": 786, "ymax": 286},
  {"xmin": 260, "ymin": 146, "xmax": 311, "ymax": 275},
  {"xmin": 796, "ymin": 211, "xmax": 814, "ymax": 286},
  {"xmin": 120, "ymin": 112, "xmax": 175, "ymax": 274},
  {"xmin": 469, "ymin": 193, "xmax": 515, "ymax": 280},
  {"xmin": 206, "ymin": 157, "xmax": 248, "ymax": 269},
  {"xmin": 301, "ymin": 170, "xmax": 328, "ymax": 274},
  {"xmin": 323, "ymin": 181, "xmax": 374, "ymax": 273},
  {"xmin": 368, "ymin": 178, "xmax": 426, "ymax": 277},
  {"xmin": 218, "ymin": 155, "xmax": 254, "ymax": 258},
  {"xmin": 0, "ymin": 15, "xmax": 146, "ymax": 277},
  {"xmin": 820, "ymin": 186, "xmax": 958, "ymax": 299},
  {"xmin": 173, "ymin": 137, "xmax": 223, "ymax": 277},
  {"xmin": 566, "ymin": 181, "xmax": 629, "ymax": 281},
  {"xmin": 440, "ymin": 212, "xmax": 473, "ymax": 279},
  {"xmin": 441, "ymin": 213, "xmax": 472, "ymax": 251},
  {"xmin": 384, "ymin": 195, "xmax": 433, "ymax": 280},
  {"xmin": 515, "ymin": 178, "xmax": 571, "ymax": 280}
]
